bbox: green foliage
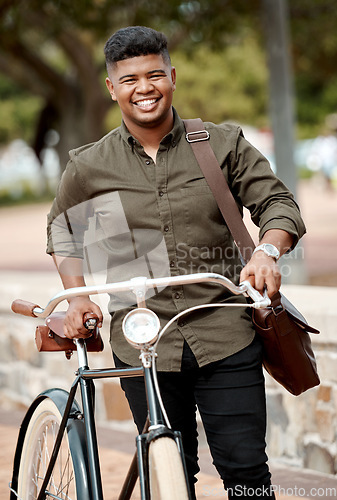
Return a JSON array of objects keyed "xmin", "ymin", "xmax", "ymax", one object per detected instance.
[
  {"xmin": 171, "ymin": 37, "xmax": 268, "ymax": 127},
  {"xmin": 0, "ymin": 186, "xmax": 54, "ymax": 207},
  {"xmin": 105, "ymin": 102, "xmax": 122, "ymax": 132},
  {"xmin": 0, "ymin": 76, "xmax": 43, "ymax": 143},
  {"xmin": 1, "ymin": 0, "xmax": 337, "ymax": 149},
  {"xmin": 289, "ymin": 0, "xmax": 337, "ymax": 137},
  {"xmin": 295, "ymin": 73, "xmax": 337, "ymax": 139}
]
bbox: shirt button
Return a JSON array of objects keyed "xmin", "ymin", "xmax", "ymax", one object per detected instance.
[
  {"xmin": 170, "ymin": 260, "xmax": 175, "ymax": 267},
  {"xmin": 159, "ymin": 190, "xmax": 164, "ymax": 197},
  {"xmin": 145, "ymin": 160, "xmax": 151, "ymax": 165},
  {"xmin": 164, "ymin": 225, "xmax": 169, "ymax": 232},
  {"xmin": 174, "ymin": 292, "xmax": 181, "ymax": 299}
]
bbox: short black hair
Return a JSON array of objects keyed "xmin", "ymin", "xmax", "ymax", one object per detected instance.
[{"xmin": 104, "ymin": 26, "xmax": 171, "ymax": 67}]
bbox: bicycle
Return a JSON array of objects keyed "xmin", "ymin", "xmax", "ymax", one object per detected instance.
[{"xmin": 9, "ymin": 272, "xmax": 270, "ymax": 500}]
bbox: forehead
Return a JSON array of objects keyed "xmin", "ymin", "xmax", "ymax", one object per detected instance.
[{"xmin": 108, "ymin": 53, "xmax": 170, "ymax": 80}]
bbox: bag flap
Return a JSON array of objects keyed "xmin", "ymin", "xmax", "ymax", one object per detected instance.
[{"xmin": 279, "ymin": 292, "xmax": 320, "ymax": 334}]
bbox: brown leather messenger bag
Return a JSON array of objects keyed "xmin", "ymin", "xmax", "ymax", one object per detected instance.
[{"xmin": 183, "ymin": 118, "xmax": 320, "ymax": 396}]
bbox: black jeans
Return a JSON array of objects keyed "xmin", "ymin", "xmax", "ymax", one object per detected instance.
[{"xmin": 113, "ymin": 336, "xmax": 275, "ymax": 499}]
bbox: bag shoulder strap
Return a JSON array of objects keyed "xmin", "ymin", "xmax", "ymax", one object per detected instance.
[
  {"xmin": 183, "ymin": 118, "xmax": 255, "ymax": 263},
  {"xmin": 183, "ymin": 120, "xmax": 320, "ymax": 334}
]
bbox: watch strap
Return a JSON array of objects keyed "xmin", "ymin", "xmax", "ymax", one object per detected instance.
[{"xmin": 253, "ymin": 243, "xmax": 280, "ymax": 261}]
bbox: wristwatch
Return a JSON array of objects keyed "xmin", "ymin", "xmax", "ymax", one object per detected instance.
[{"xmin": 252, "ymin": 243, "xmax": 280, "ymax": 261}]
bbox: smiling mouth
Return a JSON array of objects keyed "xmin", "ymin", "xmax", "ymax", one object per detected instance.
[{"xmin": 134, "ymin": 98, "xmax": 159, "ymax": 108}]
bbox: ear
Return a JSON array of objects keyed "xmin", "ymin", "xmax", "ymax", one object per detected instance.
[
  {"xmin": 106, "ymin": 77, "xmax": 117, "ymax": 101},
  {"xmin": 171, "ymin": 67, "xmax": 176, "ymax": 92}
]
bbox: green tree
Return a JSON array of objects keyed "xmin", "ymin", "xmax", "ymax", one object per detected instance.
[
  {"xmin": 1, "ymin": 0, "xmax": 337, "ymax": 172},
  {"xmin": 0, "ymin": 75, "xmax": 42, "ymax": 144},
  {"xmin": 171, "ymin": 39, "xmax": 268, "ymax": 127},
  {"xmin": 0, "ymin": 0, "xmax": 257, "ymax": 170},
  {"xmin": 0, "ymin": 0, "xmax": 109, "ymax": 168},
  {"xmin": 289, "ymin": 0, "xmax": 337, "ymax": 136}
]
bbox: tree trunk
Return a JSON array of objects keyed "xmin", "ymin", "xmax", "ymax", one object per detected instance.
[{"xmin": 52, "ymin": 84, "xmax": 110, "ymax": 172}]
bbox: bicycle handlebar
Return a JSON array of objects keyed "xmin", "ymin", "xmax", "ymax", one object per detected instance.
[
  {"xmin": 11, "ymin": 272, "xmax": 271, "ymax": 319},
  {"xmin": 11, "ymin": 299, "xmax": 42, "ymax": 317}
]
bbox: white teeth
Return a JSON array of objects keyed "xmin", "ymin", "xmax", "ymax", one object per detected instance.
[{"xmin": 136, "ymin": 99, "xmax": 157, "ymax": 107}]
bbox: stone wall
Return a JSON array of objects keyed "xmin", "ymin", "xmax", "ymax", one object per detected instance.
[
  {"xmin": 1, "ymin": 271, "xmax": 336, "ymax": 475},
  {"xmin": 0, "ymin": 271, "xmax": 133, "ymax": 422},
  {"xmin": 264, "ymin": 285, "xmax": 337, "ymax": 475}
]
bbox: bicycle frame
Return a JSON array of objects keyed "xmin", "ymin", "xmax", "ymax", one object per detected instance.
[
  {"xmin": 10, "ymin": 272, "xmax": 270, "ymax": 500},
  {"xmin": 25, "ymin": 339, "xmax": 189, "ymax": 500}
]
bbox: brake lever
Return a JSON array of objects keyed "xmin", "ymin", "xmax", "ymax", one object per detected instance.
[{"xmin": 238, "ymin": 281, "xmax": 271, "ymax": 308}]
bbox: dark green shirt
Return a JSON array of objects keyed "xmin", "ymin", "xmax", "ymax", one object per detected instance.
[{"xmin": 47, "ymin": 109, "xmax": 306, "ymax": 371}]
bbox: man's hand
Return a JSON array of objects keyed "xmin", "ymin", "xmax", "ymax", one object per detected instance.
[
  {"xmin": 240, "ymin": 251, "xmax": 281, "ymax": 298},
  {"xmin": 240, "ymin": 229, "xmax": 294, "ymax": 298},
  {"xmin": 51, "ymin": 254, "xmax": 103, "ymax": 339},
  {"xmin": 64, "ymin": 296, "xmax": 103, "ymax": 339}
]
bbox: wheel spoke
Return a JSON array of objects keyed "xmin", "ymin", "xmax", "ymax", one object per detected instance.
[{"xmin": 16, "ymin": 399, "xmax": 82, "ymax": 500}]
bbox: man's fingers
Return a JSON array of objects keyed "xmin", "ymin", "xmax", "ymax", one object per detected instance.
[
  {"xmin": 91, "ymin": 306, "xmax": 103, "ymax": 327},
  {"xmin": 240, "ymin": 257, "xmax": 282, "ymax": 298},
  {"xmin": 64, "ymin": 323, "xmax": 93, "ymax": 339},
  {"xmin": 63, "ymin": 298, "xmax": 103, "ymax": 339},
  {"xmin": 63, "ymin": 323, "xmax": 77, "ymax": 340},
  {"xmin": 240, "ymin": 272, "xmax": 255, "ymax": 289},
  {"xmin": 64, "ymin": 311, "xmax": 90, "ymax": 339}
]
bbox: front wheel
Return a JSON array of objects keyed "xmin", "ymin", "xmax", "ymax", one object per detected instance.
[
  {"xmin": 12, "ymin": 394, "xmax": 90, "ymax": 500},
  {"xmin": 148, "ymin": 436, "xmax": 189, "ymax": 500}
]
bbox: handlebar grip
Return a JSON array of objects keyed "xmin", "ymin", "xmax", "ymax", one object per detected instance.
[{"xmin": 11, "ymin": 299, "xmax": 40, "ymax": 317}]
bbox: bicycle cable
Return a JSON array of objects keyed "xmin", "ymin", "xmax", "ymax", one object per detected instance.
[{"xmin": 151, "ymin": 301, "xmax": 256, "ymax": 429}]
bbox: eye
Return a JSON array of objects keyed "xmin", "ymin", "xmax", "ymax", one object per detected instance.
[
  {"xmin": 122, "ymin": 78, "xmax": 136, "ymax": 84},
  {"xmin": 150, "ymin": 73, "xmax": 165, "ymax": 80}
]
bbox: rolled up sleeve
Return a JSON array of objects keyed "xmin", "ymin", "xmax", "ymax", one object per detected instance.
[
  {"xmin": 229, "ymin": 131, "xmax": 306, "ymax": 249},
  {"xmin": 46, "ymin": 159, "xmax": 90, "ymax": 257}
]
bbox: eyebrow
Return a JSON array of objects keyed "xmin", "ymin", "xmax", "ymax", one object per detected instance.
[{"xmin": 119, "ymin": 69, "xmax": 167, "ymax": 82}]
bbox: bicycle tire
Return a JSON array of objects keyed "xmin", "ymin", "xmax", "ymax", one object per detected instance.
[
  {"xmin": 14, "ymin": 395, "xmax": 89, "ymax": 500},
  {"xmin": 148, "ymin": 436, "xmax": 189, "ymax": 500}
]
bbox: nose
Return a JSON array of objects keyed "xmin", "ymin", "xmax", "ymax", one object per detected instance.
[{"xmin": 136, "ymin": 77, "xmax": 154, "ymax": 94}]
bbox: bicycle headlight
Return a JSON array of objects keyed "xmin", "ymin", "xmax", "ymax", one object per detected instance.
[{"xmin": 122, "ymin": 308, "xmax": 160, "ymax": 349}]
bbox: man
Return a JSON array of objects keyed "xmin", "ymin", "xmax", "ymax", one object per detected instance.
[{"xmin": 47, "ymin": 26, "xmax": 306, "ymax": 499}]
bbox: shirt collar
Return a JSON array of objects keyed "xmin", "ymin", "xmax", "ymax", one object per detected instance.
[{"xmin": 119, "ymin": 107, "xmax": 185, "ymax": 150}]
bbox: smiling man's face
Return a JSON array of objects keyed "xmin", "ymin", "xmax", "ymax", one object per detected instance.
[{"xmin": 106, "ymin": 53, "xmax": 176, "ymax": 132}]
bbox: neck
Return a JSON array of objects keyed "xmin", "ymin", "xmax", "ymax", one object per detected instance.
[{"xmin": 124, "ymin": 109, "xmax": 174, "ymax": 162}]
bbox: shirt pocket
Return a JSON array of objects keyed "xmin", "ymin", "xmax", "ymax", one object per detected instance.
[{"xmin": 180, "ymin": 181, "xmax": 228, "ymax": 247}]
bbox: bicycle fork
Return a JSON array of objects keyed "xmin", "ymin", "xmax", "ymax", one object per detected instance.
[{"xmin": 135, "ymin": 366, "xmax": 192, "ymax": 500}]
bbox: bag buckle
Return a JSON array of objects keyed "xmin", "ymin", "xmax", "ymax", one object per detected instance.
[
  {"xmin": 185, "ymin": 130, "xmax": 210, "ymax": 143},
  {"xmin": 272, "ymin": 303, "xmax": 284, "ymax": 316}
]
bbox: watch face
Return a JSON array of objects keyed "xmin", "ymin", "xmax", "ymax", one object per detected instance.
[{"xmin": 264, "ymin": 244, "xmax": 279, "ymax": 258}]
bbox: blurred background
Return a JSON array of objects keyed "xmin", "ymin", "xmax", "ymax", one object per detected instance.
[
  {"xmin": 0, "ymin": 0, "xmax": 337, "ymax": 284},
  {"xmin": 1, "ymin": 0, "xmax": 337, "ymax": 492}
]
